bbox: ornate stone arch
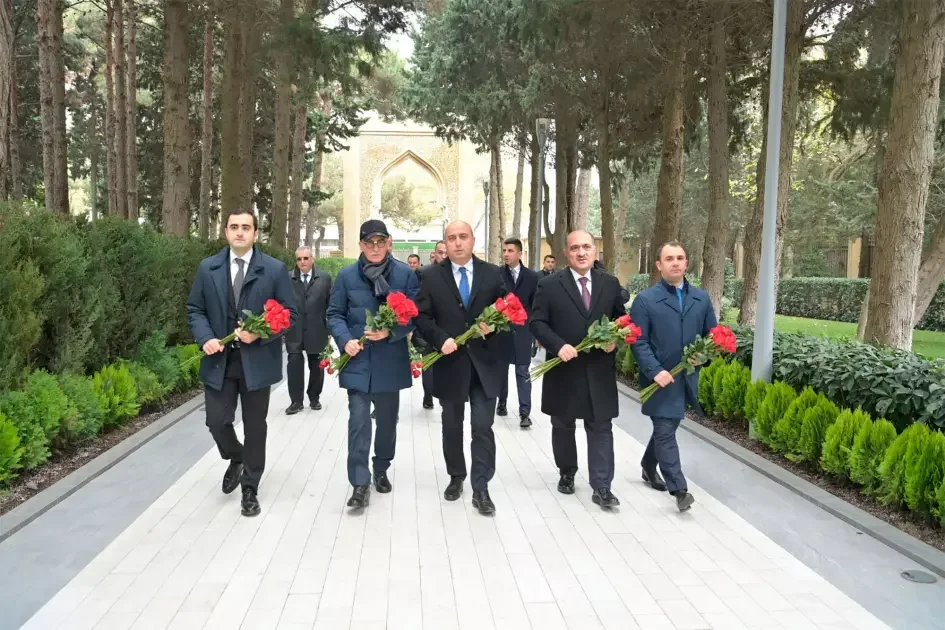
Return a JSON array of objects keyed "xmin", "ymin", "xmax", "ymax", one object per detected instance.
[{"xmin": 369, "ymin": 149, "xmax": 447, "ymax": 219}]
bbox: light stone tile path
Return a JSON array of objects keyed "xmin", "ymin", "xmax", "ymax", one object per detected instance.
[{"xmin": 19, "ymin": 374, "xmax": 893, "ymax": 630}]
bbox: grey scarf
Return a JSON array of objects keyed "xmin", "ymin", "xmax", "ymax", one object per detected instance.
[{"xmin": 359, "ymin": 253, "xmax": 391, "ymax": 297}]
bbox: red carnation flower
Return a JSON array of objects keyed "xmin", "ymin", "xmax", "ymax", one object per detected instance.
[
  {"xmin": 616, "ymin": 314, "xmax": 631, "ymax": 328},
  {"xmin": 387, "ymin": 292, "xmax": 419, "ymax": 326}
]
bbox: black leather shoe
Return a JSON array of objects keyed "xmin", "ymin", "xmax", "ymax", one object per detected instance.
[
  {"xmin": 676, "ymin": 491, "xmax": 695, "ymax": 512},
  {"xmin": 444, "ymin": 477, "xmax": 463, "ymax": 501},
  {"xmin": 422, "ymin": 395, "xmax": 434, "ymax": 410},
  {"xmin": 222, "ymin": 461, "xmax": 242, "ymax": 495},
  {"xmin": 241, "ymin": 487, "xmax": 261, "ymax": 517},
  {"xmin": 285, "ymin": 402, "xmax": 304, "ymax": 415},
  {"xmin": 592, "ymin": 488, "xmax": 621, "ymax": 509},
  {"xmin": 519, "ymin": 414, "xmax": 532, "ymax": 429},
  {"xmin": 347, "ymin": 485, "xmax": 370, "ymax": 508},
  {"xmin": 373, "ymin": 472, "xmax": 392, "ymax": 493},
  {"xmin": 557, "ymin": 473, "xmax": 575, "ymax": 495},
  {"xmin": 496, "ymin": 402, "xmax": 508, "ymax": 417},
  {"xmin": 310, "ymin": 400, "xmax": 322, "ymax": 410},
  {"xmin": 472, "ymin": 489, "xmax": 495, "ymax": 515},
  {"xmin": 642, "ymin": 468, "xmax": 667, "ymax": 492}
]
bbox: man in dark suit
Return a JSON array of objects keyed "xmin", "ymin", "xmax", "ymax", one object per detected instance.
[
  {"xmin": 498, "ymin": 238, "xmax": 538, "ymax": 428},
  {"xmin": 540, "ymin": 254, "xmax": 556, "ymax": 276},
  {"xmin": 530, "ymin": 230, "xmax": 626, "ymax": 509},
  {"xmin": 630, "ymin": 240, "xmax": 717, "ymax": 512},
  {"xmin": 285, "ymin": 246, "xmax": 332, "ymax": 415},
  {"xmin": 416, "ymin": 221, "xmax": 507, "ymax": 515},
  {"xmin": 413, "ymin": 240, "xmax": 448, "ymax": 410},
  {"xmin": 187, "ymin": 210, "xmax": 297, "ymax": 517}
]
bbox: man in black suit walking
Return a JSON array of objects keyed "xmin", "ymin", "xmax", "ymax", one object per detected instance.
[
  {"xmin": 530, "ymin": 230, "xmax": 626, "ymax": 509},
  {"xmin": 498, "ymin": 238, "xmax": 538, "ymax": 428},
  {"xmin": 187, "ymin": 210, "xmax": 297, "ymax": 517},
  {"xmin": 414, "ymin": 240, "xmax": 448, "ymax": 410},
  {"xmin": 416, "ymin": 221, "xmax": 507, "ymax": 515},
  {"xmin": 285, "ymin": 246, "xmax": 332, "ymax": 415}
]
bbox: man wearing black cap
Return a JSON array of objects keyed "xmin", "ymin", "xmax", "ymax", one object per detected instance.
[{"xmin": 326, "ymin": 219, "xmax": 420, "ymax": 509}]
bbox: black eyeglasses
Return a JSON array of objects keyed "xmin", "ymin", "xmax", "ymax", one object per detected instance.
[{"xmin": 296, "ymin": 256, "xmax": 311, "ymax": 261}]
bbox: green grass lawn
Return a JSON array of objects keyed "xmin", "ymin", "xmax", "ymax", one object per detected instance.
[{"xmin": 722, "ymin": 309, "xmax": 945, "ymax": 359}]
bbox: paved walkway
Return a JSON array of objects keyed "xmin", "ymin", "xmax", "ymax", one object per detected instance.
[{"xmin": 3, "ymin": 369, "xmax": 924, "ymax": 629}]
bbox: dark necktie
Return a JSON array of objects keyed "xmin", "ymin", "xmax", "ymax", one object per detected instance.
[
  {"xmin": 303, "ymin": 273, "xmax": 309, "ymax": 285},
  {"xmin": 234, "ymin": 258, "xmax": 245, "ymax": 305},
  {"xmin": 579, "ymin": 277, "xmax": 591, "ymax": 310},
  {"xmin": 459, "ymin": 267, "xmax": 470, "ymax": 308}
]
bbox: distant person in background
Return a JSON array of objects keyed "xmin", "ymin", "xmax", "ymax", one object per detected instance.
[
  {"xmin": 541, "ymin": 255, "xmax": 556, "ymax": 276},
  {"xmin": 497, "ymin": 238, "xmax": 538, "ymax": 428},
  {"xmin": 407, "ymin": 253, "xmax": 422, "ymax": 271},
  {"xmin": 285, "ymin": 246, "xmax": 332, "ymax": 415},
  {"xmin": 415, "ymin": 240, "xmax": 448, "ymax": 409}
]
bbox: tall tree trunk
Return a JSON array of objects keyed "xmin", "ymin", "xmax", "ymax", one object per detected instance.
[
  {"xmin": 105, "ymin": 2, "xmax": 117, "ymax": 216},
  {"xmin": 574, "ymin": 167, "xmax": 590, "ymax": 231},
  {"xmin": 287, "ymin": 100, "xmax": 307, "ymax": 252},
  {"xmin": 914, "ymin": 213, "xmax": 945, "ymax": 326},
  {"xmin": 512, "ymin": 148, "xmax": 524, "ymax": 237},
  {"xmin": 307, "ymin": 90, "xmax": 332, "ymax": 248},
  {"xmin": 554, "ymin": 107, "xmax": 577, "ymax": 263},
  {"xmin": 124, "ymin": 0, "xmax": 137, "ymax": 219},
  {"xmin": 113, "ymin": 0, "xmax": 127, "ymax": 218},
  {"xmin": 864, "ymin": 0, "xmax": 945, "ymax": 349},
  {"xmin": 649, "ymin": 37, "xmax": 687, "ymax": 285},
  {"xmin": 238, "ymin": 5, "xmax": 257, "ymax": 212},
  {"xmin": 542, "ymin": 178, "xmax": 552, "ymax": 253},
  {"xmin": 702, "ymin": 4, "xmax": 730, "ymax": 320},
  {"xmin": 0, "ymin": 0, "xmax": 12, "ymax": 199},
  {"xmin": 527, "ymin": 129, "xmax": 541, "ymax": 269},
  {"xmin": 37, "ymin": 0, "xmax": 68, "ymax": 214},
  {"xmin": 270, "ymin": 0, "xmax": 293, "ymax": 247},
  {"xmin": 598, "ymin": 114, "xmax": 616, "ymax": 272},
  {"xmin": 739, "ymin": 0, "xmax": 804, "ymax": 325},
  {"xmin": 220, "ymin": 2, "xmax": 243, "ymax": 213},
  {"xmin": 488, "ymin": 143, "xmax": 504, "ymax": 263},
  {"xmin": 6, "ymin": 0, "xmax": 19, "ymax": 199},
  {"xmin": 88, "ymin": 62, "xmax": 100, "ymax": 218},
  {"xmin": 198, "ymin": 14, "xmax": 213, "ymax": 239},
  {"xmin": 161, "ymin": 0, "xmax": 190, "ymax": 235}
]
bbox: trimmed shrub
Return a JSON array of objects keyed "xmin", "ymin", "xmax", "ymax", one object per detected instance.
[
  {"xmin": 698, "ymin": 358, "xmax": 725, "ymax": 415},
  {"xmin": 936, "ymin": 475, "xmax": 945, "ymax": 528},
  {"xmin": 0, "ymin": 413, "xmax": 23, "ymax": 484},
  {"xmin": 24, "ymin": 369, "xmax": 75, "ymax": 445},
  {"xmin": 754, "ymin": 382, "xmax": 797, "ymax": 444},
  {"xmin": 792, "ymin": 396, "xmax": 840, "ymax": 463},
  {"xmin": 821, "ymin": 408, "xmax": 872, "ymax": 480},
  {"xmin": 743, "ymin": 380, "xmax": 769, "ymax": 422},
  {"xmin": 0, "ymin": 391, "xmax": 48, "ymax": 469},
  {"xmin": 58, "ymin": 373, "xmax": 105, "ymax": 444},
  {"xmin": 134, "ymin": 330, "xmax": 180, "ymax": 392},
  {"xmin": 0, "ymin": 260, "xmax": 44, "ymax": 392},
  {"xmin": 717, "ymin": 362, "xmax": 751, "ymax": 421},
  {"xmin": 848, "ymin": 419, "xmax": 897, "ymax": 492},
  {"xmin": 124, "ymin": 362, "xmax": 167, "ymax": 406},
  {"xmin": 878, "ymin": 423, "xmax": 931, "ymax": 507},
  {"xmin": 770, "ymin": 387, "xmax": 819, "ymax": 453},
  {"xmin": 904, "ymin": 430, "xmax": 945, "ymax": 517},
  {"xmin": 711, "ymin": 363, "xmax": 726, "ymax": 411},
  {"xmin": 92, "ymin": 363, "xmax": 140, "ymax": 428},
  {"xmin": 314, "ymin": 257, "xmax": 358, "ymax": 279},
  {"xmin": 175, "ymin": 344, "xmax": 202, "ymax": 390}
]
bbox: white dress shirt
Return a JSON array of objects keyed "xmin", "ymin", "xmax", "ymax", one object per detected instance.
[
  {"xmin": 301, "ymin": 271, "xmax": 310, "ymax": 284},
  {"xmin": 451, "ymin": 259, "xmax": 474, "ymax": 290},
  {"xmin": 509, "ymin": 264, "xmax": 522, "ymax": 284},
  {"xmin": 230, "ymin": 250, "xmax": 252, "ymax": 287},
  {"xmin": 570, "ymin": 267, "xmax": 591, "ymax": 295}
]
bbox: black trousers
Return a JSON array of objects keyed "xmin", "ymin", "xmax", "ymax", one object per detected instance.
[
  {"xmin": 204, "ymin": 348, "xmax": 271, "ymax": 490},
  {"xmin": 641, "ymin": 416, "xmax": 686, "ymax": 493},
  {"xmin": 287, "ymin": 351, "xmax": 325, "ymax": 405},
  {"xmin": 551, "ymin": 415, "xmax": 615, "ymax": 490},
  {"xmin": 421, "ymin": 365, "xmax": 433, "ymax": 399},
  {"xmin": 441, "ymin": 371, "xmax": 496, "ymax": 490}
]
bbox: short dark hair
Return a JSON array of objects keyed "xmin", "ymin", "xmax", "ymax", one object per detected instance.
[
  {"xmin": 435, "ymin": 240, "xmax": 446, "ymax": 248},
  {"xmin": 503, "ymin": 238, "xmax": 523, "ymax": 251},
  {"xmin": 656, "ymin": 240, "xmax": 688, "ymax": 261},
  {"xmin": 407, "ymin": 253, "xmax": 421, "ymax": 262},
  {"xmin": 543, "ymin": 254, "xmax": 555, "ymax": 261},
  {"xmin": 225, "ymin": 210, "xmax": 258, "ymax": 231}
]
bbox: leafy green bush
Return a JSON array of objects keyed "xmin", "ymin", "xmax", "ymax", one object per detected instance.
[
  {"xmin": 0, "ymin": 259, "xmax": 44, "ymax": 392},
  {"xmin": 24, "ymin": 369, "xmax": 75, "ymax": 445},
  {"xmin": 711, "ymin": 363, "xmax": 725, "ymax": 410},
  {"xmin": 698, "ymin": 359, "xmax": 725, "ymax": 415},
  {"xmin": 878, "ymin": 423, "xmax": 930, "ymax": 507},
  {"xmin": 936, "ymin": 474, "xmax": 945, "ymax": 527},
  {"xmin": 821, "ymin": 408, "xmax": 872, "ymax": 479},
  {"xmin": 754, "ymin": 382, "xmax": 797, "ymax": 444},
  {"xmin": 770, "ymin": 387, "xmax": 819, "ymax": 453},
  {"xmin": 717, "ymin": 362, "xmax": 751, "ymax": 421},
  {"xmin": 848, "ymin": 419, "xmax": 897, "ymax": 492},
  {"xmin": 743, "ymin": 380, "xmax": 769, "ymax": 421},
  {"xmin": 792, "ymin": 396, "xmax": 840, "ymax": 463},
  {"xmin": 92, "ymin": 363, "xmax": 140, "ymax": 428},
  {"xmin": 904, "ymin": 430, "xmax": 945, "ymax": 517},
  {"xmin": 0, "ymin": 391, "xmax": 48, "ymax": 469},
  {"xmin": 58, "ymin": 373, "xmax": 105, "ymax": 444},
  {"xmin": 175, "ymin": 344, "xmax": 202, "ymax": 390},
  {"xmin": 0, "ymin": 413, "xmax": 23, "ymax": 484},
  {"xmin": 124, "ymin": 362, "xmax": 167, "ymax": 406},
  {"xmin": 314, "ymin": 257, "xmax": 358, "ymax": 279},
  {"xmin": 730, "ymin": 326, "xmax": 945, "ymax": 432},
  {"xmin": 134, "ymin": 330, "xmax": 180, "ymax": 392}
]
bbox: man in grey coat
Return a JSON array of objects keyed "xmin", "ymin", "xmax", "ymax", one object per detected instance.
[{"xmin": 285, "ymin": 246, "xmax": 332, "ymax": 415}]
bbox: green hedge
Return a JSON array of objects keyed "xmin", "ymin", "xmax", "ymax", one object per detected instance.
[
  {"xmin": 702, "ymin": 360, "xmax": 945, "ymax": 528},
  {"xmin": 314, "ymin": 256, "xmax": 358, "ymax": 278}
]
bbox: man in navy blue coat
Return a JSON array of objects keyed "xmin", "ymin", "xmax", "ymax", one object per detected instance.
[
  {"xmin": 187, "ymin": 210, "xmax": 297, "ymax": 517},
  {"xmin": 326, "ymin": 219, "xmax": 420, "ymax": 509},
  {"xmin": 497, "ymin": 238, "xmax": 539, "ymax": 428},
  {"xmin": 630, "ymin": 241, "xmax": 717, "ymax": 512}
]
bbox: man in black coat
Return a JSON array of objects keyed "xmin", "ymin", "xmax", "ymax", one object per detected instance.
[
  {"xmin": 285, "ymin": 246, "xmax": 332, "ymax": 415},
  {"xmin": 530, "ymin": 230, "xmax": 626, "ymax": 509},
  {"xmin": 413, "ymin": 240, "xmax": 448, "ymax": 410},
  {"xmin": 416, "ymin": 221, "xmax": 507, "ymax": 515},
  {"xmin": 498, "ymin": 238, "xmax": 539, "ymax": 428},
  {"xmin": 187, "ymin": 210, "xmax": 297, "ymax": 518}
]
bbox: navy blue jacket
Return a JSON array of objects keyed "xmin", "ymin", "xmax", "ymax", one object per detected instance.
[
  {"xmin": 498, "ymin": 264, "xmax": 539, "ymax": 366},
  {"xmin": 326, "ymin": 258, "xmax": 420, "ymax": 394},
  {"xmin": 630, "ymin": 279, "xmax": 717, "ymax": 419},
  {"xmin": 187, "ymin": 246, "xmax": 298, "ymax": 392}
]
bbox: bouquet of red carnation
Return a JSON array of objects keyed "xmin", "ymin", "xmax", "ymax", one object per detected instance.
[
  {"xmin": 183, "ymin": 299, "xmax": 291, "ymax": 369},
  {"xmin": 408, "ymin": 339, "xmax": 423, "ymax": 378},
  {"xmin": 317, "ymin": 341, "xmax": 335, "ymax": 374},
  {"xmin": 330, "ymin": 291, "xmax": 419, "ymax": 374},
  {"xmin": 421, "ymin": 293, "xmax": 528, "ymax": 371},
  {"xmin": 638, "ymin": 325, "xmax": 737, "ymax": 403},
  {"xmin": 529, "ymin": 313, "xmax": 641, "ymax": 381}
]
